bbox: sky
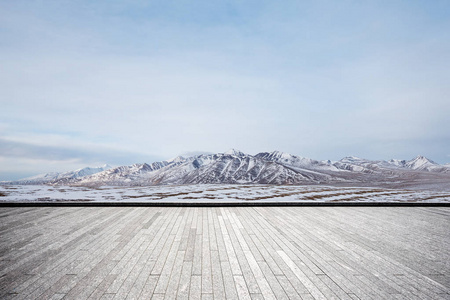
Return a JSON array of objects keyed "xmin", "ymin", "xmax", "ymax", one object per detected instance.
[{"xmin": 1, "ymin": 0, "xmax": 450, "ymax": 180}]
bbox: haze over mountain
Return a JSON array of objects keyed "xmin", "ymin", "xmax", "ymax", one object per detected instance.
[
  {"xmin": 13, "ymin": 165, "xmax": 112, "ymax": 185},
  {"xmin": 3, "ymin": 150, "xmax": 450, "ymax": 191}
]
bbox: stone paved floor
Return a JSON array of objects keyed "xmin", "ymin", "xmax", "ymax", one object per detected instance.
[{"xmin": 0, "ymin": 207, "xmax": 449, "ymax": 299}]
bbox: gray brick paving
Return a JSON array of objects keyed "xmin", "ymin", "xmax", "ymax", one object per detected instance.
[{"xmin": 0, "ymin": 207, "xmax": 449, "ymax": 299}]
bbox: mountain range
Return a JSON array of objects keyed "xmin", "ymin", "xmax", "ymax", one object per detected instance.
[{"xmin": 2, "ymin": 150, "xmax": 450, "ymax": 190}]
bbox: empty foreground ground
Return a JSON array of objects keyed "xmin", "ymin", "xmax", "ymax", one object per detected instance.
[
  {"xmin": 2, "ymin": 184, "xmax": 450, "ymax": 203},
  {"xmin": 0, "ymin": 207, "xmax": 449, "ymax": 299}
]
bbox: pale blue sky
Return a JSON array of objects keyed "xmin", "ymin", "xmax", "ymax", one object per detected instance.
[{"xmin": 1, "ymin": 1, "xmax": 449, "ymax": 180}]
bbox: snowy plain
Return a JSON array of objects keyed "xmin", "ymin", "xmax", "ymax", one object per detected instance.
[{"xmin": 1, "ymin": 184, "xmax": 449, "ymax": 203}]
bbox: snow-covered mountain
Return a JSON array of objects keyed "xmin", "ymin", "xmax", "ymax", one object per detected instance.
[
  {"xmin": 223, "ymin": 148, "xmax": 246, "ymax": 157},
  {"xmin": 387, "ymin": 159, "xmax": 407, "ymax": 168},
  {"xmin": 3, "ymin": 151, "xmax": 450, "ymax": 189},
  {"xmin": 402, "ymin": 155, "xmax": 449, "ymax": 172},
  {"xmin": 70, "ymin": 161, "xmax": 174, "ymax": 186},
  {"xmin": 338, "ymin": 155, "xmax": 450, "ymax": 174},
  {"xmin": 255, "ymin": 151, "xmax": 336, "ymax": 171},
  {"xmin": 74, "ymin": 151, "xmax": 315, "ymax": 186},
  {"xmin": 7, "ymin": 165, "xmax": 112, "ymax": 185},
  {"xmin": 56, "ymin": 151, "xmax": 450, "ymax": 188}
]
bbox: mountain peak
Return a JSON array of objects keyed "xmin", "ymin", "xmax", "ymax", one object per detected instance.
[
  {"xmin": 223, "ymin": 149, "xmax": 246, "ymax": 156},
  {"xmin": 340, "ymin": 156, "xmax": 365, "ymax": 163},
  {"xmin": 388, "ymin": 159, "xmax": 406, "ymax": 167},
  {"xmin": 412, "ymin": 155, "xmax": 433, "ymax": 162},
  {"xmin": 268, "ymin": 150, "xmax": 295, "ymax": 160},
  {"xmin": 167, "ymin": 156, "xmax": 186, "ymax": 163},
  {"xmin": 405, "ymin": 155, "xmax": 437, "ymax": 170},
  {"xmin": 410, "ymin": 155, "xmax": 435, "ymax": 164},
  {"xmin": 74, "ymin": 164, "xmax": 111, "ymax": 173}
]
